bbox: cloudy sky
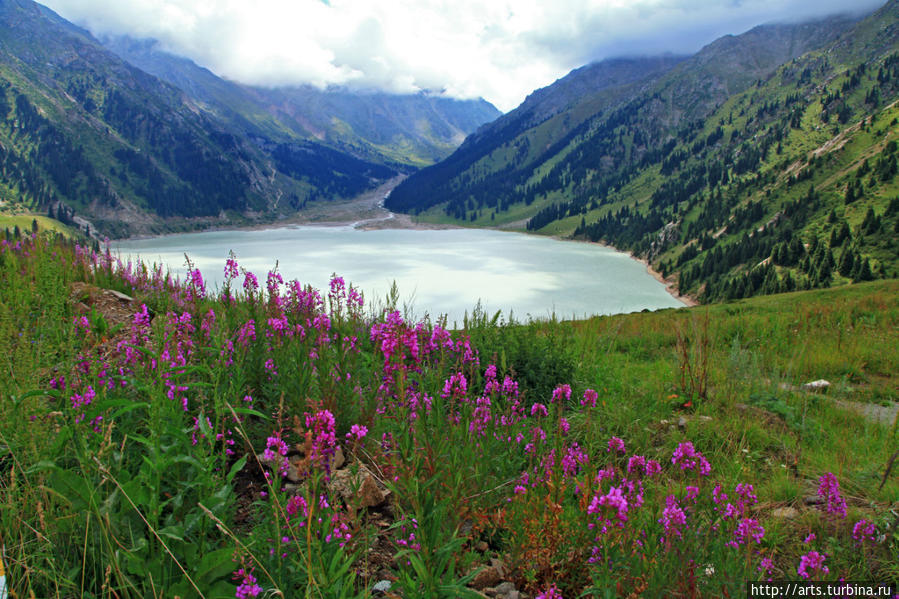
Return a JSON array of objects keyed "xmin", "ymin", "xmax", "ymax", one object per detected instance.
[{"xmin": 40, "ymin": 0, "xmax": 882, "ymax": 112}]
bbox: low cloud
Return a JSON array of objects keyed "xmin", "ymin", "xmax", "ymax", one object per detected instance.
[{"xmin": 40, "ymin": 0, "xmax": 884, "ymax": 112}]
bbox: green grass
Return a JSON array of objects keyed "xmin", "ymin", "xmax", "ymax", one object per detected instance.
[{"xmin": 1, "ymin": 234, "xmax": 897, "ymax": 597}]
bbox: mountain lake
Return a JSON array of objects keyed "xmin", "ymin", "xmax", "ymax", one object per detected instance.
[{"xmin": 115, "ymin": 225, "xmax": 685, "ymax": 324}]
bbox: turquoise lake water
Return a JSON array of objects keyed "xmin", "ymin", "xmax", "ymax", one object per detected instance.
[{"xmin": 115, "ymin": 225, "xmax": 684, "ymax": 323}]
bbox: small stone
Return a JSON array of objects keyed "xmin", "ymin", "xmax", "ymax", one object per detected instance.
[
  {"xmin": 507, "ymin": 591, "xmax": 520, "ymax": 599},
  {"xmin": 332, "ymin": 446, "xmax": 346, "ymax": 470},
  {"xmin": 698, "ymin": 415, "xmax": 713, "ymax": 422},
  {"xmin": 372, "ymin": 580, "xmax": 392, "ymax": 594},
  {"xmin": 484, "ymin": 588, "xmax": 498, "ymax": 598},
  {"xmin": 678, "ymin": 416, "xmax": 688, "ymax": 430},
  {"xmin": 471, "ymin": 566, "xmax": 501, "ymax": 590},
  {"xmin": 771, "ymin": 506, "xmax": 800, "ymax": 519},
  {"xmin": 105, "ymin": 289, "xmax": 134, "ymax": 302},
  {"xmin": 490, "ymin": 558, "xmax": 508, "ymax": 578},
  {"xmin": 660, "ymin": 419, "xmax": 670, "ymax": 426},
  {"xmin": 495, "ymin": 581, "xmax": 516, "ymax": 594},
  {"xmin": 802, "ymin": 379, "xmax": 830, "ymax": 393},
  {"xmin": 804, "ymin": 495, "xmax": 824, "ymax": 506},
  {"xmin": 475, "ymin": 540, "xmax": 489, "ymax": 552}
]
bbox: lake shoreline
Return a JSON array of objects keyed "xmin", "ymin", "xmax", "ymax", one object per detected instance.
[{"xmin": 119, "ymin": 177, "xmax": 697, "ymax": 309}]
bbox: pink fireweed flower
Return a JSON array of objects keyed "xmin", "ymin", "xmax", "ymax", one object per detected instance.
[
  {"xmin": 469, "ymin": 395, "xmax": 492, "ymax": 437},
  {"xmin": 730, "ymin": 518, "xmax": 765, "ymax": 547},
  {"xmin": 816, "ymin": 472, "xmax": 846, "ymax": 518},
  {"xmin": 187, "ymin": 268, "xmax": 206, "ymax": 300},
  {"xmin": 224, "ymin": 256, "xmax": 239, "ymax": 279},
  {"xmin": 852, "ymin": 519, "xmax": 876, "ymax": 546},
  {"xmin": 263, "ymin": 433, "xmax": 289, "ymax": 478},
  {"xmin": 803, "ymin": 532, "xmax": 816, "ymax": 544},
  {"xmin": 73, "ymin": 315, "xmax": 90, "ymax": 335},
  {"xmin": 607, "ymin": 436, "xmax": 626, "ymax": 454},
  {"xmin": 304, "ymin": 409, "xmax": 337, "ymax": 474},
  {"xmin": 551, "ymin": 383, "xmax": 571, "ymax": 403},
  {"xmin": 627, "ymin": 455, "xmax": 646, "ymax": 476},
  {"xmin": 588, "ymin": 485, "xmax": 629, "ymax": 527},
  {"xmin": 671, "ymin": 441, "xmax": 712, "ymax": 475},
  {"xmin": 659, "ymin": 495, "xmax": 687, "ymax": 540},
  {"xmin": 441, "ymin": 372, "xmax": 468, "ymax": 401},
  {"xmin": 530, "ymin": 402, "xmax": 548, "ymax": 418},
  {"xmin": 757, "ymin": 556, "xmax": 774, "ymax": 578},
  {"xmin": 264, "ymin": 358, "xmax": 277, "ymax": 377},
  {"xmin": 242, "ymin": 271, "xmax": 259, "ymax": 294},
  {"xmin": 536, "ymin": 584, "xmax": 563, "ymax": 599},
  {"xmin": 286, "ymin": 495, "xmax": 308, "ymax": 521},
  {"xmin": 236, "ymin": 320, "xmax": 256, "ymax": 346},
  {"xmin": 684, "ymin": 485, "xmax": 700, "ymax": 503},
  {"xmin": 346, "ymin": 424, "xmax": 368, "ymax": 441},
  {"xmin": 233, "ymin": 567, "xmax": 262, "ymax": 598},
  {"xmin": 797, "ymin": 550, "xmax": 828, "ymax": 579},
  {"xmin": 581, "ymin": 388, "xmax": 598, "ymax": 407},
  {"xmin": 594, "ymin": 465, "xmax": 616, "ymax": 484},
  {"xmin": 562, "ymin": 443, "xmax": 589, "ymax": 477}
]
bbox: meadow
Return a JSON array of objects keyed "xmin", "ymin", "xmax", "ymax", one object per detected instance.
[{"xmin": 0, "ymin": 230, "xmax": 896, "ymax": 598}]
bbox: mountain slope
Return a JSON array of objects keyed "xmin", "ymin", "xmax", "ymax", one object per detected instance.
[
  {"xmin": 386, "ymin": 15, "xmax": 859, "ymax": 221},
  {"xmin": 386, "ymin": 4, "xmax": 899, "ymax": 302},
  {"xmin": 0, "ymin": 0, "xmax": 396, "ymax": 237},
  {"xmin": 101, "ymin": 36, "xmax": 501, "ymax": 167}
]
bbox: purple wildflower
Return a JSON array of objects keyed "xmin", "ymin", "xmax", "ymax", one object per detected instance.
[
  {"xmin": 852, "ymin": 519, "xmax": 876, "ymax": 546},
  {"xmin": 816, "ymin": 472, "xmax": 846, "ymax": 518},
  {"xmin": 797, "ymin": 550, "xmax": 828, "ymax": 579}
]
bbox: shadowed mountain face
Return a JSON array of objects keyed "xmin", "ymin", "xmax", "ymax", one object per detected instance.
[{"xmin": 101, "ymin": 35, "xmax": 501, "ymax": 168}]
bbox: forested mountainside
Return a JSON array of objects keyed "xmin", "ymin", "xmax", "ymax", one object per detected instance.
[
  {"xmin": 0, "ymin": 0, "xmax": 489, "ymax": 237},
  {"xmin": 102, "ymin": 36, "xmax": 501, "ymax": 168},
  {"xmin": 387, "ymin": 2, "xmax": 899, "ymax": 301}
]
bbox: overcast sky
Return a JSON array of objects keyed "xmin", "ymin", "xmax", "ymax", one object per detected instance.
[{"xmin": 40, "ymin": 0, "xmax": 883, "ymax": 112}]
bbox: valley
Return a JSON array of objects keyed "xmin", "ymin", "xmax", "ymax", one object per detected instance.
[{"xmin": 0, "ymin": 0, "xmax": 897, "ymax": 597}]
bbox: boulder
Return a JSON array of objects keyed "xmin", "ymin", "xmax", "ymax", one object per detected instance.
[
  {"xmin": 771, "ymin": 506, "xmax": 800, "ymax": 519},
  {"xmin": 328, "ymin": 465, "xmax": 387, "ymax": 508},
  {"xmin": 801, "ymin": 380, "xmax": 830, "ymax": 393},
  {"xmin": 470, "ymin": 565, "xmax": 502, "ymax": 590}
]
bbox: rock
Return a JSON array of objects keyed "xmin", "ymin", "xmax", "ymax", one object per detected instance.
[
  {"xmin": 801, "ymin": 380, "xmax": 830, "ymax": 393},
  {"xmin": 698, "ymin": 415, "xmax": 713, "ymax": 423},
  {"xmin": 484, "ymin": 588, "xmax": 498, "ymax": 598},
  {"xmin": 105, "ymin": 289, "xmax": 134, "ymax": 302},
  {"xmin": 475, "ymin": 540, "xmax": 489, "ymax": 552},
  {"xmin": 678, "ymin": 416, "xmax": 688, "ymax": 430},
  {"xmin": 328, "ymin": 465, "xmax": 387, "ymax": 508},
  {"xmin": 490, "ymin": 558, "xmax": 508, "ymax": 578},
  {"xmin": 771, "ymin": 506, "xmax": 800, "ymax": 519},
  {"xmin": 495, "ymin": 581, "xmax": 516, "ymax": 594},
  {"xmin": 471, "ymin": 565, "xmax": 502, "ymax": 590},
  {"xmin": 506, "ymin": 591, "xmax": 520, "ymax": 599},
  {"xmin": 372, "ymin": 580, "xmax": 392, "ymax": 594},
  {"xmin": 333, "ymin": 446, "xmax": 346, "ymax": 470},
  {"xmin": 804, "ymin": 495, "xmax": 824, "ymax": 506}
]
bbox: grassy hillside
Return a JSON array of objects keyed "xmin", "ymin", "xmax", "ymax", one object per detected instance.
[{"xmin": 1, "ymin": 231, "xmax": 896, "ymax": 597}]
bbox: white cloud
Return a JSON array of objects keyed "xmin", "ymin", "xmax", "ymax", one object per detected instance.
[{"xmin": 39, "ymin": 0, "xmax": 884, "ymax": 112}]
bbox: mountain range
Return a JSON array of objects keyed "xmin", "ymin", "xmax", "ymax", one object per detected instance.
[
  {"xmin": 0, "ymin": 0, "xmax": 498, "ymax": 237},
  {"xmin": 387, "ymin": 0, "xmax": 899, "ymax": 301}
]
